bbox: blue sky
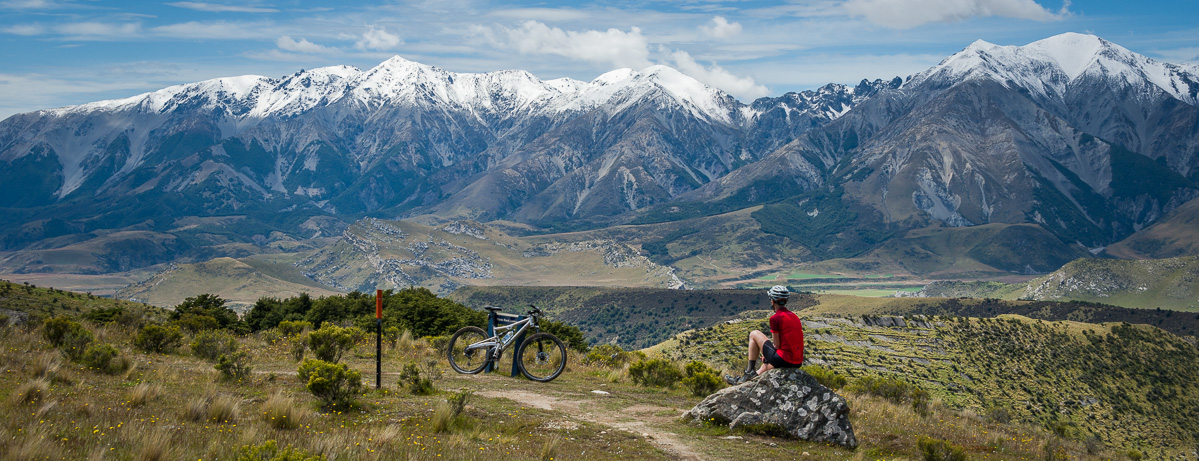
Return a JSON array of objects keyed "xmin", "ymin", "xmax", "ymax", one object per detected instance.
[{"xmin": 2, "ymin": 0, "xmax": 1197, "ymax": 119}]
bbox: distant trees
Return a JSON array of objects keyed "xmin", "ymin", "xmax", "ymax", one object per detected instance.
[{"xmin": 244, "ymin": 287, "xmax": 487, "ymax": 339}]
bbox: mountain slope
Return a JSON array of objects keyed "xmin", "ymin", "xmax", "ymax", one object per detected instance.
[{"xmin": 684, "ymin": 33, "xmax": 1199, "ymax": 253}]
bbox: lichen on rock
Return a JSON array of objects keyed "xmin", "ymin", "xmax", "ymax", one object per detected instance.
[{"xmin": 683, "ymin": 368, "xmax": 857, "ymax": 448}]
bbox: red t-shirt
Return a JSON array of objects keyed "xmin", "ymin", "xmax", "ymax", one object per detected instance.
[{"xmin": 769, "ymin": 308, "xmax": 804, "ymax": 365}]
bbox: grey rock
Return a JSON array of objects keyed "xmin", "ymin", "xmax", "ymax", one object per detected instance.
[{"xmin": 683, "ymin": 369, "xmax": 857, "ymax": 448}]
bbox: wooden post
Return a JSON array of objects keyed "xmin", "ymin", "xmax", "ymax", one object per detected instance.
[{"xmin": 376, "ymin": 289, "xmax": 383, "ymax": 390}]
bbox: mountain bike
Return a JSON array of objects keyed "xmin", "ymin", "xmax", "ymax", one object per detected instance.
[{"xmin": 447, "ymin": 305, "xmax": 567, "ymax": 382}]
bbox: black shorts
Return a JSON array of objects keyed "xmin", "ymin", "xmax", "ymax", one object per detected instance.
[{"xmin": 763, "ymin": 340, "xmax": 801, "ymax": 369}]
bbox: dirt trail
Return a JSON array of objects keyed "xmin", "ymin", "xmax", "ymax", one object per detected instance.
[{"xmin": 478, "ymin": 389, "xmax": 704, "ymax": 460}]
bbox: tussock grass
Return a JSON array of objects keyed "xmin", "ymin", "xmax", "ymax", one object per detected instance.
[
  {"xmin": 6, "ymin": 427, "xmax": 56, "ymax": 461},
  {"xmin": 539, "ymin": 435, "xmax": 562, "ymax": 461},
  {"xmin": 261, "ymin": 391, "xmax": 300, "ymax": 430},
  {"xmin": 31, "ymin": 352, "xmax": 60, "ymax": 380},
  {"xmin": 12, "ymin": 378, "xmax": 49, "ymax": 406},
  {"xmin": 136, "ymin": 427, "xmax": 172, "ymax": 461},
  {"xmin": 207, "ymin": 394, "xmax": 240, "ymax": 424},
  {"xmin": 127, "ymin": 382, "xmax": 161, "ymax": 407}
]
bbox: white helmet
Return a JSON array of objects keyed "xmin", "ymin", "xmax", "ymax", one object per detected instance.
[{"xmin": 768, "ymin": 285, "xmax": 790, "ymax": 300}]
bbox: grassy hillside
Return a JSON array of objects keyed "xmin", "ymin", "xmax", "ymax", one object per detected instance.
[
  {"xmin": 657, "ymin": 311, "xmax": 1199, "ymax": 458},
  {"xmin": 0, "ymin": 286, "xmax": 1145, "ymax": 460},
  {"xmin": 0, "ymin": 278, "xmax": 164, "ymax": 325},
  {"xmin": 1105, "ymin": 197, "xmax": 1199, "ymax": 259},
  {"xmin": 451, "ymin": 286, "xmax": 817, "ymax": 349},
  {"xmin": 114, "ymin": 257, "xmax": 342, "ymax": 311},
  {"xmin": 1014, "ymin": 256, "xmax": 1199, "ymax": 312}
]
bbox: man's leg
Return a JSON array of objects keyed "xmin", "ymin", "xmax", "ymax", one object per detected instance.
[{"xmin": 728, "ymin": 330, "xmax": 770, "ymax": 384}]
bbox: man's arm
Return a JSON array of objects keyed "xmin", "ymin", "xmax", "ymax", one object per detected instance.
[{"xmin": 772, "ymin": 331, "xmax": 781, "ymax": 347}]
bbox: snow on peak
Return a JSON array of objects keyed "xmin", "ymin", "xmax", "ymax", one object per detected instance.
[
  {"xmin": 911, "ymin": 33, "xmax": 1199, "ymax": 105},
  {"xmin": 568, "ymin": 65, "xmax": 732, "ymax": 122}
]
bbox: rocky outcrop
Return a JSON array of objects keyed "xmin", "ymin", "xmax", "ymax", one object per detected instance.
[{"xmin": 683, "ymin": 369, "xmax": 857, "ymax": 448}]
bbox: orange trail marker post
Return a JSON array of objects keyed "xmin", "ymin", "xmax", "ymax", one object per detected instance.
[{"xmin": 376, "ymin": 289, "xmax": 382, "ymax": 390}]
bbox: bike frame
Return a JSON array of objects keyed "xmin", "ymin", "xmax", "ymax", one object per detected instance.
[{"xmin": 466, "ymin": 314, "xmax": 537, "ymax": 358}]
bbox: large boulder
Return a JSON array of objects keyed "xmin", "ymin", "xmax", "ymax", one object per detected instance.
[{"xmin": 682, "ymin": 368, "xmax": 857, "ymax": 448}]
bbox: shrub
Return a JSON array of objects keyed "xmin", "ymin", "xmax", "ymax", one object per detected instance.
[
  {"xmin": 42, "ymin": 315, "xmax": 93, "ymax": 358},
  {"xmin": 300, "ymin": 359, "xmax": 362, "ymax": 408},
  {"xmin": 236, "ymin": 440, "xmax": 326, "ymax": 461},
  {"xmin": 215, "ymin": 351, "xmax": 253, "ymax": 382},
  {"xmin": 847, "ymin": 374, "xmax": 925, "ymax": 406},
  {"xmin": 539, "ymin": 319, "xmax": 588, "ymax": 352},
  {"xmin": 80, "ymin": 342, "xmax": 129, "ymax": 374},
  {"xmin": 584, "ymin": 344, "xmax": 633, "ymax": 368},
  {"xmin": 917, "ymin": 436, "xmax": 967, "ymax": 461},
  {"xmin": 192, "ymin": 329, "xmax": 239, "ymax": 361},
  {"xmin": 82, "ymin": 306, "xmax": 125, "ymax": 325},
  {"xmin": 134, "ymin": 324, "xmax": 183, "ymax": 354},
  {"xmin": 383, "ymin": 326, "xmax": 401, "ymax": 349},
  {"xmin": 174, "ymin": 313, "xmax": 219, "ymax": 333},
  {"xmin": 681, "ymin": 361, "xmax": 725, "ymax": 396},
  {"xmin": 278, "ymin": 320, "xmax": 311, "ymax": 337},
  {"xmin": 801, "ymin": 364, "xmax": 848, "ymax": 390},
  {"xmin": 307, "ymin": 324, "xmax": 355, "ymax": 363},
  {"xmin": 628, "ymin": 358, "xmax": 684, "ymax": 388},
  {"xmin": 290, "ymin": 335, "xmax": 307, "ymax": 361},
  {"xmin": 170, "ymin": 294, "xmax": 244, "ymax": 332},
  {"xmin": 259, "ymin": 328, "xmax": 284, "ymax": 346},
  {"xmin": 399, "ymin": 362, "xmax": 436, "ymax": 396}
]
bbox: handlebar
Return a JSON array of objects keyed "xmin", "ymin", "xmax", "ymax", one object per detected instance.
[{"xmin": 527, "ymin": 304, "xmax": 542, "ymax": 317}]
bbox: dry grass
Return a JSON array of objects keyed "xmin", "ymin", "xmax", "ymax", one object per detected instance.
[
  {"xmin": 30, "ymin": 352, "xmax": 60, "ymax": 380},
  {"xmin": 6, "ymin": 427, "xmax": 57, "ymax": 461},
  {"xmin": 126, "ymin": 382, "xmax": 161, "ymax": 407},
  {"xmin": 207, "ymin": 393, "xmax": 240, "ymax": 424},
  {"xmin": 11, "ymin": 378, "xmax": 49, "ymax": 406},
  {"xmin": 136, "ymin": 427, "xmax": 172, "ymax": 461},
  {"xmin": 539, "ymin": 435, "xmax": 562, "ymax": 461},
  {"xmin": 261, "ymin": 391, "xmax": 300, "ymax": 430}
]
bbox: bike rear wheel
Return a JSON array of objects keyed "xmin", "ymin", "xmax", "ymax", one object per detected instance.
[
  {"xmin": 447, "ymin": 326, "xmax": 490, "ymax": 374},
  {"xmin": 516, "ymin": 332, "xmax": 566, "ymax": 382}
]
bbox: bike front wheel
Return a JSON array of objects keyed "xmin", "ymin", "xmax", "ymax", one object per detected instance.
[
  {"xmin": 516, "ymin": 332, "xmax": 566, "ymax": 382},
  {"xmin": 447, "ymin": 326, "xmax": 490, "ymax": 374}
]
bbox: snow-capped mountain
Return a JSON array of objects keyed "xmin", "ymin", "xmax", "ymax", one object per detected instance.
[
  {"xmin": 692, "ymin": 32, "xmax": 1199, "ymax": 252},
  {"xmin": 0, "ymin": 55, "xmax": 874, "ymax": 261},
  {"xmin": 2, "ymin": 32, "xmax": 1197, "ymax": 276}
]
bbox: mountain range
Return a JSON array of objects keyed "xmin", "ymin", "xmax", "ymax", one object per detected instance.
[{"xmin": 2, "ymin": 32, "xmax": 1197, "ymax": 287}]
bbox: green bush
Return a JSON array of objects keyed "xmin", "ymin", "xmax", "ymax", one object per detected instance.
[
  {"xmin": 307, "ymin": 325, "xmax": 355, "ymax": 363},
  {"xmin": 628, "ymin": 358, "xmax": 684, "ymax": 388},
  {"xmin": 801, "ymin": 365, "xmax": 848, "ymax": 390},
  {"xmin": 584, "ymin": 344, "xmax": 633, "ymax": 368},
  {"xmin": 134, "ymin": 324, "xmax": 184, "ymax": 354},
  {"xmin": 399, "ymin": 362, "xmax": 436, "ymax": 396},
  {"xmin": 847, "ymin": 374, "xmax": 924, "ymax": 405},
  {"xmin": 42, "ymin": 315, "xmax": 92, "ymax": 351},
  {"xmin": 539, "ymin": 319, "xmax": 588, "ymax": 352},
  {"xmin": 917, "ymin": 436, "xmax": 967, "ymax": 461},
  {"xmin": 236, "ymin": 440, "xmax": 326, "ymax": 461},
  {"xmin": 300, "ymin": 359, "xmax": 362, "ymax": 408},
  {"xmin": 80, "ymin": 342, "xmax": 129, "ymax": 374},
  {"xmin": 278, "ymin": 320, "xmax": 311, "ymax": 337},
  {"xmin": 171, "ymin": 294, "xmax": 245, "ymax": 333},
  {"xmin": 191, "ymin": 329, "xmax": 239, "ymax": 362},
  {"xmin": 290, "ymin": 335, "xmax": 307, "ymax": 362},
  {"xmin": 82, "ymin": 306, "xmax": 125, "ymax": 325},
  {"xmin": 174, "ymin": 313, "xmax": 219, "ymax": 333},
  {"xmin": 681, "ymin": 361, "xmax": 725, "ymax": 397},
  {"xmin": 216, "ymin": 351, "xmax": 253, "ymax": 382}
]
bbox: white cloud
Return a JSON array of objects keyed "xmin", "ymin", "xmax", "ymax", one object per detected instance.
[
  {"xmin": 277, "ymin": 36, "xmax": 333, "ymax": 54},
  {"xmin": 166, "ymin": 2, "xmax": 279, "ymax": 13},
  {"xmin": 843, "ymin": 0, "xmax": 1062, "ymax": 29},
  {"xmin": 700, "ymin": 16, "xmax": 741, "ymax": 39},
  {"xmin": 0, "ymin": 0, "xmax": 68, "ymax": 9},
  {"xmin": 151, "ymin": 21, "xmax": 273, "ymax": 39},
  {"xmin": 3, "ymin": 24, "xmax": 46, "ymax": 35},
  {"xmin": 670, "ymin": 50, "xmax": 769, "ymax": 100},
  {"xmin": 490, "ymin": 21, "xmax": 652, "ymax": 70},
  {"xmin": 355, "ymin": 25, "xmax": 402, "ymax": 51},
  {"xmin": 56, "ymin": 21, "xmax": 142, "ymax": 40}
]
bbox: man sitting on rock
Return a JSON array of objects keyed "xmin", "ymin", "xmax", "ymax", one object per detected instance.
[{"xmin": 725, "ymin": 285, "xmax": 804, "ymax": 384}]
